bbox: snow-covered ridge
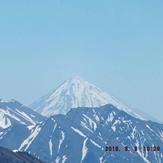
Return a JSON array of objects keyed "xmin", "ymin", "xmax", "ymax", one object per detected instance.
[{"xmin": 0, "ymin": 100, "xmax": 45, "ymax": 129}]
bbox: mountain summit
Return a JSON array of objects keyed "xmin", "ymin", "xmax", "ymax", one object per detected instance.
[{"xmin": 30, "ymin": 76, "xmax": 126, "ymax": 117}]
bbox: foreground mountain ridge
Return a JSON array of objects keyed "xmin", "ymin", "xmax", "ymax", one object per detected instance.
[
  {"xmin": 0, "ymin": 104, "xmax": 162, "ymax": 163},
  {"xmin": 0, "ymin": 146, "xmax": 44, "ymax": 163}
]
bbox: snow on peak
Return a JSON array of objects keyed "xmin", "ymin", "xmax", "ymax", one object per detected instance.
[{"xmin": 30, "ymin": 76, "xmax": 126, "ymax": 117}]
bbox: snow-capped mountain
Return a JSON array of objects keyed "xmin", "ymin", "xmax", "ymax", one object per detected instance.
[
  {"xmin": 0, "ymin": 104, "xmax": 162, "ymax": 163},
  {"xmin": 30, "ymin": 76, "xmax": 130, "ymax": 117},
  {"xmin": 0, "ymin": 99, "xmax": 45, "ymax": 129}
]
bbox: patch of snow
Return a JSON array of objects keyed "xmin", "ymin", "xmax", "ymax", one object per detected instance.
[
  {"xmin": 71, "ymin": 127, "xmax": 86, "ymax": 138},
  {"xmin": 135, "ymin": 140, "xmax": 150, "ymax": 163},
  {"xmin": 99, "ymin": 156, "xmax": 104, "ymax": 163},
  {"xmin": 111, "ymin": 120, "xmax": 121, "ymax": 132},
  {"xmin": 58, "ymin": 131, "xmax": 65, "ymax": 152},
  {"xmin": 107, "ymin": 112, "xmax": 115, "ymax": 122},
  {"xmin": 81, "ymin": 138, "xmax": 88, "ymax": 163},
  {"xmin": 83, "ymin": 114, "xmax": 97, "ymax": 131},
  {"xmin": 30, "ymin": 114, "xmax": 35, "ymax": 118},
  {"xmin": 27, "ymin": 125, "xmax": 35, "ymax": 130},
  {"xmin": 56, "ymin": 156, "xmax": 60, "ymax": 163},
  {"xmin": 0, "ymin": 108, "xmax": 25, "ymax": 126},
  {"xmin": 111, "ymin": 126, "xmax": 116, "ymax": 132},
  {"xmin": 0, "ymin": 111, "xmax": 11, "ymax": 128},
  {"xmin": 160, "ymin": 131, "xmax": 163, "ymax": 141},
  {"xmin": 90, "ymin": 139, "xmax": 101, "ymax": 149},
  {"xmin": 131, "ymin": 127, "xmax": 136, "ymax": 139},
  {"xmin": 19, "ymin": 125, "xmax": 41, "ymax": 151},
  {"xmin": 81, "ymin": 121, "xmax": 93, "ymax": 133},
  {"xmin": 49, "ymin": 139, "xmax": 53, "ymax": 157},
  {"xmin": 94, "ymin": 115, "xmax": 100, "ymax": 122},
  {"xmin": 16, "ymin": 109, "xmax": 36, "ymax": 125},
  {"xmin": 146, "ymin": 124, "xmax": 154, "ymax": 132},
  {"xmin": 62, "ymin": 155, "xmax": 67, "ymax": 163}
]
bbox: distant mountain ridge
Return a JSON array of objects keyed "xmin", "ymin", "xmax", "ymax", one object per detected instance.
[{"xmin": 30, "ymin": 76, "xmax": 142, "ymax": 119}]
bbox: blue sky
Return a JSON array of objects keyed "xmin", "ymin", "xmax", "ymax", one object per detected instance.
[{"xmin": 0, "ymin": 0, "xmax": 163, "ymax": 122}]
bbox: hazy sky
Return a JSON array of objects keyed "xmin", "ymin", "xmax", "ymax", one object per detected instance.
[{"xmin": 0, "ymin": 0, "xmax": 163, "ymax": 122}]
